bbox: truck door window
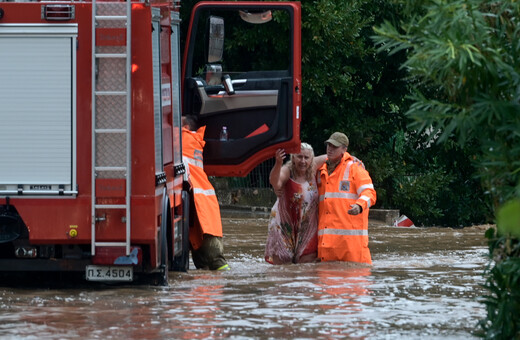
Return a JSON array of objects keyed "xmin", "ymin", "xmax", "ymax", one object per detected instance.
[
  {"xmin": 183, "ymin": 4, "xmax": 300, "ymax": 176},
  {"xmin": 189, "ymin": 8, "xmax": 290, "ymax": 84}
]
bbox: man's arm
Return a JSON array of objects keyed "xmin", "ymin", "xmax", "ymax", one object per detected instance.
[
  {"xmin": 314, "ymin": 154, "xmax": 327, "ymax": 169},
  {"xmin": 352, "ymin": 163, "xmax": 377, "ymax": 214}
]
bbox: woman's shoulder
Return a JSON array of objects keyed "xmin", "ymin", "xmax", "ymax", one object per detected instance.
[{"xmin": 280, "ymin": 164, "xmax": 291, "ymax": 177}]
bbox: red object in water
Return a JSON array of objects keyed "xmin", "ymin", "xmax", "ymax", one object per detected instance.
[{"xmin": 394, "ymin": 215, "xmax": 415, "ymax": 228}]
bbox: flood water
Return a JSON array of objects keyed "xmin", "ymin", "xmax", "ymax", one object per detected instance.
[{"xmin": 0, "ymin": 218, "xmax": 490, "ymax": 339}]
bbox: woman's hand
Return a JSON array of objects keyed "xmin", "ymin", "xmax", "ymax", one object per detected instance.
[
  {"xmin": 274, "ymin": 149, "xmax": 286, "ymax": 164},
  {"xmin": 270, "ymin": 149, "xmax": 289, "ymax": 192}
]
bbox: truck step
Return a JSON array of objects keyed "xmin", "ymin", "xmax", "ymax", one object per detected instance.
[
  {"xmin": 95, "ymin": 53, "xmax": 127, "ymax": 58},
  {"xmin": 95, "ymin": 204, "xmax": 127, "ymax": 209},
  {"xmin": 94, "ymin": 242, "xmax": 128, "ymax": 247},
  {"xmin": 95, "ymin": 15, "xmax": 128, "ymax": 21},
  {"xmin": 94, "ymin": 166, "xmax": 127, "ymax": 172},
  {"xmin": 95, "ymin": 90, "xmax": 127, "ymax": 96},
  {"xmin": 95, "ymin": 128, "xmax": 127, "ymax": 134}
]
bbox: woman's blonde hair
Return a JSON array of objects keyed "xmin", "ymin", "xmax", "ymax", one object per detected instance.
[{"xmin": 286, "ymin": 142, "xmax": 315, "ymax": 181}]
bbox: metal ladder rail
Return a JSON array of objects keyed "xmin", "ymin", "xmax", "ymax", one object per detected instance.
[{"xmin": 91, "ymin": 0, "xmax": 132, "ymax": 256}]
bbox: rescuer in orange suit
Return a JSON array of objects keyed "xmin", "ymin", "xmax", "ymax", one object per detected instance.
[
  {"xmin": 182, "ymin": 115, "xmax": 229, "ymax": 271},
  {"xmin": 316, "ymin": 132, "xmax": 377, "ymax": 264}
]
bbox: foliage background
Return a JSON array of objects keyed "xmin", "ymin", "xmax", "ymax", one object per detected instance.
[
  {"xmin": 372, "ymin": 1, "xmax": 520, "ymax": 337},
  {"xmin": 299, "ymin": 0, "xmax": 491, "ymax": 227}
]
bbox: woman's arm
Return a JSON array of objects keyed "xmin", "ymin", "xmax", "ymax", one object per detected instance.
[{"xmin": 269, "ymin": 149, "xmax": 290, "ymax": 192}]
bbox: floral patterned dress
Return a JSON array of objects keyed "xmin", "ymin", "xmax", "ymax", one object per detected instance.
[{"xmin": 265, "ymin": 177, "xmax": 319, "ymax": 264}]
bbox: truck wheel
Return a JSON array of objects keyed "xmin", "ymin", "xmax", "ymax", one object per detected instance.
[
  {"xmin": 153, "ymin": 188, "xmax": 170, "ymax": 286},
  {"xmin": 171, "ymin": 190, "xmax": 190, "ymax": 272},
  {"xmin": 158, "ymin": 219, "xmax": 169, "ymax": 286}
]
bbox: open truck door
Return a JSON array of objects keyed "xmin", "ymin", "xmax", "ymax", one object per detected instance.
[{"xmin": 183, "ymin": 2, "xmax": 301, "ymax": 177}]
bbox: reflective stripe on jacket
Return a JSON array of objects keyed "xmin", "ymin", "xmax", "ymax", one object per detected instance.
[
  {"xmin": 182, "ymin": 126, "xmax": 223, "ymax": 250},
  {"xmin": 317, "ymin": 152, "xmax": 376, "ymax": 264}
]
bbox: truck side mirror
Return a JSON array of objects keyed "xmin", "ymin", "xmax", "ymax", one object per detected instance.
[{"xmin": 206, "ymin": 16, "xmax": 224, "ymax": 63}]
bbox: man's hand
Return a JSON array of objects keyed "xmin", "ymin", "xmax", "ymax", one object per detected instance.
[{"xmin": 348, "ymin": 204, "xmax": 362, "ymax": 215}]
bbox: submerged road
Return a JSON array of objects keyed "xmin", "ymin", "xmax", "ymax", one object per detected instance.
[{"xmin": 0, "ymin": 217, "xmax": 489, "ymax": 339}]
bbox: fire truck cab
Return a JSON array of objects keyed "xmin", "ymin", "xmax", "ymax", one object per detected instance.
[{"xmin": 0, "ymin": 0, "xmax": 301, "ymax": 284}]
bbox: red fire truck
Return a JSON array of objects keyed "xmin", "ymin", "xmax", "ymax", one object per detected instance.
[{"xmin": 0, "ymin": 0, "xmax": 301, "ymax": 284}]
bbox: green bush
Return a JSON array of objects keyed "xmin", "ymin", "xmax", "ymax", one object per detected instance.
[
  {"xmin": 480, "ymin": 226, "xmax": 520, "ymax": 339},
  {"xmin": 372, "ymin": 0, "xmax": 520, "ymax": 336}
]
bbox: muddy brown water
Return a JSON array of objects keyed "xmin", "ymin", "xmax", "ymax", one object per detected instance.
[{"xmin": 0, "ymin": 218, "xmax": 490, "ymax": 339}]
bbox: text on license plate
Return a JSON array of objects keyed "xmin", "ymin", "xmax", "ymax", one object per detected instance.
[{"xmin": 85, "ymin": 265, "xmax": 133, "ymax": 282}]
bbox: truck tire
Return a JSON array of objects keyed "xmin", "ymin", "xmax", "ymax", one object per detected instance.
[
  {"xmin": 152, "ymin": 188, "xmax": 170, "ymax": 286},
  {"xmin": 171, "ymin": 190, "xmax": 190, "ymax": 272}
]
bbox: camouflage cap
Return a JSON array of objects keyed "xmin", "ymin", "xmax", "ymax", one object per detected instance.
[{"xmin": 325, "ymin": 132, "xmax": 349, "ymax": 147}]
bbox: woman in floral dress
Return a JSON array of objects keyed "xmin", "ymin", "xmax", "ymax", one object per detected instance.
[{"xmin": 265, "ymin": 143, "xmax": 325, "ymax": 264}]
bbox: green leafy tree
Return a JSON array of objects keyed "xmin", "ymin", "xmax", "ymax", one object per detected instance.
[
  {"xmin": 373, "ymin": 0, "xmax": 520, "ymax": 337},
  {"xmin": 373, "ymin": 0, "xmax": 520, "ymax": 208},
  {"xmin": 301, "ymin": 0, "xmax": 488, "ymax": 226}
]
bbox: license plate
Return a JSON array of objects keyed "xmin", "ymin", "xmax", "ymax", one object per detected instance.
[{"xmin": 85, "ymin": 265, "xmax": 133, "ymax": 282}]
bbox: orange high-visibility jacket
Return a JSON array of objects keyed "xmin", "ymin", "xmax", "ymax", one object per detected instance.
[
  {"xmin": 182, "ymin": 126, "xmax": 223, "ymax": 250},
  {"xmin": 316, "ymin": 152, "xmax": 376, "ymax": 264}
]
